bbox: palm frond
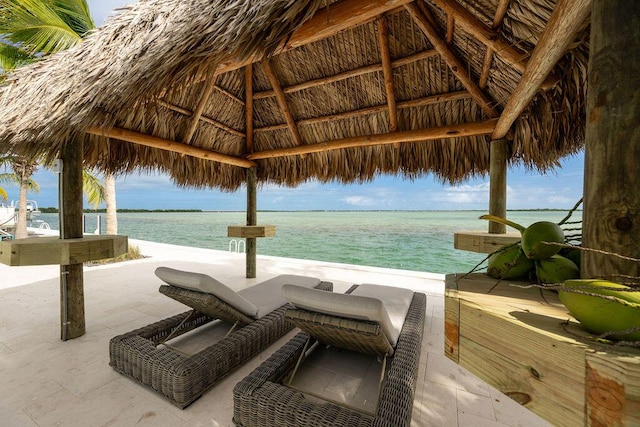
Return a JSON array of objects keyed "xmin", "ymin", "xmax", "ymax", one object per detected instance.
[
  {"xmin": 82, "ymin": 169, "xmax": 105, "ymax": 209},
  {"xmin": 0, "ymin": 39, "xmax": 34, "ymax": 71},
  {"xmin": 0, "ymin": 186, "xmax": 7, "ymax": 202}
]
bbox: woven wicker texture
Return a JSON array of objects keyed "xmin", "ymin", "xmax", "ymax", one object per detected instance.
[
  {"xmin": 233, "ymin": 289, "xmax": 426, "ymax": 427},
  {"xmin": 109, "ymin": 281, "xmax": 332, "ymax": 408}
]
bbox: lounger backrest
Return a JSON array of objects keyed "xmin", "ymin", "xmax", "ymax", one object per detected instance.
[{"xmin": 155, "ymin": 267, "xmax": 258, "ymax": 318}]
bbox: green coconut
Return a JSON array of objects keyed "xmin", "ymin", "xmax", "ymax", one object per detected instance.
[
  {"xmin": 558, "ymin": 279, "xmax": 640, "ymax": 341},
  {"xmin": 535, "ymin": 255, "xmax": 580, "ymax": 284},
  {"xmin": 521, "ymin": 221, "xmax": 564, "ymax": 260},
  {"xmin": 487, "ymin": 244, "xmax": 534, "ymax": 280}
]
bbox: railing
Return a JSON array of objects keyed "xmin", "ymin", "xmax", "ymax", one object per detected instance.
[
  {"xmin": 228, "ymin": 239, "xmax": 246, "ymax": 253},
  {"xmin": 82, "ymin": 214, "xmax": 102, "ymax": 235}
]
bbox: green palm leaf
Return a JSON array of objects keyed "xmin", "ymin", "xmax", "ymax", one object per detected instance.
[{"xmin": 82, "ymin": 169, "xmax": 105, "ymax": 210}]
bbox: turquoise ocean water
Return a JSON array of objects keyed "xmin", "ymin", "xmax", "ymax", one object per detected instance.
[{"xmin": 39, "ymin": 210, "xmax": 571, "ymax": 274}]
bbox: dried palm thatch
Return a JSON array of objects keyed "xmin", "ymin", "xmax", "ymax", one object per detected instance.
[{"xmin": 0, "ymin": 0, "xmax": 589, "ymax": 191}]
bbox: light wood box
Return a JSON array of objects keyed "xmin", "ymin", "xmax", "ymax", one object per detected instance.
[
  {"xmin": 227, "ymin": 225, "xmax": 276, "ymax": 238},
  {"xmin": 454, "ymin": 230, "xmax": 521, "ymax": 253},
  {"xmin": 0, "ymin": 235, "xmax": 128, "ymax": 266},
  {"xmin": 445, "ymin": 273, "xmax": 640, "ymax": 427}
]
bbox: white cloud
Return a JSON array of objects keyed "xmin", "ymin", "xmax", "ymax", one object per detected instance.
[{"xmin": 342, "ymin": 196, "xmax": 375, "ymax": 206}]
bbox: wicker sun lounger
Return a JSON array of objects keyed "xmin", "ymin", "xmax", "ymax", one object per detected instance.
[
  {"xmin": 233, "ymin": 284, "xmax": 426, "ymax": 427},
  {"xmin": 109, "ymin": 268, "xmax": 332, "ymax": 408}
]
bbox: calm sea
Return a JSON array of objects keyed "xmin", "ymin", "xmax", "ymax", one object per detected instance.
[{"xmin": 38, "ymin": 210, "xmax": 571, "ymax": 274}]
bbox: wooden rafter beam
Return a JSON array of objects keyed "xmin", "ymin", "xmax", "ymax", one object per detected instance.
[
  {"xmin": 213, "ymin": 85, "xmax": 244, "ymax": 105},
  {"xmin": 86, "ymin": 126, "xmax": 256, "ymax": 168},
  {"xmin": 432, "ymin": 0, "xmax": 558, "ymax": 90},
  {"xmin": 254, "ymin": 49, "xmax": 438, "ymax": 100},
  {"xmin": 248, "ymin": 119, "xmax": 498, "ymax": 160},
  {"xmin": 492, "ymin": 0, "xmax": 591, "ymax": 140},
  {"xmin": 255, "ymin": 90, "xmax": 472, "ymax": 132},
  {"xmin": 405, "ymin": 2, "xmax": 500, "ymax": 118},
  {"xmin": 481, "ymin": 0, "xmax": 510, "ymax": 88},
  {"xmin": 262, "ymin": 60, "xmax": 304, "ymax": 147},
  {"xmin": 183, "ymin": 75, "xmax": 218, "ymax": 144},
  {"xmin": 215, "ymin": 0, "xmax": 413, "ymax": 75},
  {"xmin": 245, "ymin": 64, "xmax": 254, "ymax": 154},
  {"xmin": 376, "ymin": 17, "xmax": 399, "ymax": 135},
  {"xmin": 154, "ymin": 99, "xmax": 245, "ymax": 137}
]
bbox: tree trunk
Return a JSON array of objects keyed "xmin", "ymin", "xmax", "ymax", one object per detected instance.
[
  {"xmin": 582, "ymin": 1, "xmax": 640, "ymax": 280},
  {"xmin": 246, "ymin": 168, "xmax": 257, "ymax": 279},
  {"xmin": 14, "ymin": 178, "xmax": 28, "ymax": 239},
  {"xmin": 105, "ymin": 173, "xmax": 117, "ymax": 235},
  {"xmin": 489, "ymin": 139, "xmax": 508, "ymax": 234}
]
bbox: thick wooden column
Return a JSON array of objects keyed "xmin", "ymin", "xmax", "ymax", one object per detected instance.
[
  {"xmin": 59, "ymin": 139, "xmax": 85, "ymax": 340},
  {"xmin": 246, "ymin": 168, "xmax": 257, "ymax": 278},
  {"xmin": 489, "ymin": 139, "xmax": 508, "ymax": 233},
  {"xmin": 583, "ymin": 1, "xmax": 640, "ymax": 279}
]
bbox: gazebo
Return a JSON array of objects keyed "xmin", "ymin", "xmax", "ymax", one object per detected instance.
[{"xmin": 0, "ymin": 0, "xmax": 638, "ymax": 424}]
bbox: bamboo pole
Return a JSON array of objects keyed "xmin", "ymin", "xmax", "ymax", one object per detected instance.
[
  {"xmin": 253, "ymin": 49, "xmax": 438, "ymax": 100},
  {"xmin": 489, "ymin": 139, "xmax": 508, "ymax": 234},
  {"xmin": 246, "ymin": 168, "xmax": 257, "ymax": 279},
  {"xmin": 377, "ymin": 17, "xmax": 399, "ymax": 138},
  {"xmin": 491, "ymin": 0, "xmax": 591, "ymax": 140},
  {"xmin": 86, "ymin": 126, "xmax": 255, "ymax": 168},
  {"xmin": 60, "ymin": 139, "xmax": 85, "ymax": 340},
  {"xmin": 405, "ymin": 2, "xmax": 500, "ymax": 119},
  {"xmin": 256, "ymin": 90, "xmax": 471, "ymax": 132},
  {"xmin": 248, "ymin": 119, "xmax": 497, "ymax": 160},
  {"xmin": 182, "ymin": 75, "xmax": 218, "ymax": 143},
  {"xmin": 262, "ymin": 60, "xmax": 304, "ymax": 147},
  {"xmin": 583, "ymin": 0, "xmax": 640, "ymax": 280}
]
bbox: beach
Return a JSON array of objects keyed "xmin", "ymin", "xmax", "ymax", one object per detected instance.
[{"xmin": 0, "ymin": 238, "xmax": 550, "ymax": 426}]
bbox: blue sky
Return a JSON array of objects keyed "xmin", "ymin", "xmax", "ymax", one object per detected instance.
[{"xmin": 1, "ymin": 0, "xmax": 585, "ymax": 211}]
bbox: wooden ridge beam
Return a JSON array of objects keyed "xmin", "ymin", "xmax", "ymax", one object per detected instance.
[
  {"xmin": 248, "ymin": 119, "xmax": 497, "ymax": 160},
  {"xmin": 377, "ymin": 17, "xmax": 399, "ymax": 138},
  {"xmin": 154, "ymin": 99, "xmax": 245, "ymax": 138},
  {"xmin": 254, "ymin": 49, "xmax": 438, "ymax": 100},
  {"xmin": 86, "ymin": 126, "xmax": 256, "ymax": 168},
  {"xmin": 255, "ymin": 90, "xmax": 472, "ymax": 132},
  {"xmin": 262, "ymin": 60, "xmax": 304, "ymax": 147},
  {"xmin": 405, "ymin": 2, "xmax": 500, "ymax": 118},
  {"xmin": 433, "ymin": 0, "xmax": 558, "ymax": 90},
  {"xmin": 492, "ymin": 0, "xmax": 591, "ymax": 139},
  {"xmin": 183, "ymin": 75, "xmax": 218, "ymax": 144},
  {"xmin": 215, "ymin": 0, "xmax": 413, "ymax": 75}
]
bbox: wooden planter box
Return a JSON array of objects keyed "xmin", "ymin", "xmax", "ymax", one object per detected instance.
[{"xmin": 445, "ymin": 273, "xmax": 640, "ymax": 427}]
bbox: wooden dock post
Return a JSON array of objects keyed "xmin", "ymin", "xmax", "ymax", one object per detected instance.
[
  {"xmin": 246, "ymin": 167, "xmax": 257, "ymax": 278},
  {"xmin": 488, "ymin": 138, "xmax": 508, "ymax": 233},
  {"xmin": 583, "ymin": 1, "xmax": 640, "ymax": 279},
  {"xmin": 60, "ymin": 139, "xmax": 85, "ymax": 340}
]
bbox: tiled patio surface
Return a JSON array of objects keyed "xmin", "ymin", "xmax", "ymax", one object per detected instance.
[{"xmin": 0, "ymin": 240, "xmax": 551, "ymax": 426}]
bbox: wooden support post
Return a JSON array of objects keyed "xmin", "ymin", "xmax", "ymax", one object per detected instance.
[
  {"xmin": 583, "ymin": 1, "xmax": 640, "ymax": 280},
  {"xmin": 246, "ymin": 168, "xmax": 257, "ymax": 279},
  {"xmin": 60, "ymin": 139, "xmax": 85, "ymax": 340},
  {"xmin": 489, "ymin": 139, "xmax": 508, "ymax": 233}
]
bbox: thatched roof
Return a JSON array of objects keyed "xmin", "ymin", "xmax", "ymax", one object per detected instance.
[{"xmin": 0, "ymin": 0, "xmax": 590, "ymax": 191}]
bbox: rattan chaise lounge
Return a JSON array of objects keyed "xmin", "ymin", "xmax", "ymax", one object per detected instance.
[
  {"xmin": 109, "ymin": 267, "xmax": 332, "ymax": 408},
  {"xmin": 233, "ymin": 283, "xmax": 426, "ymax": 427}
]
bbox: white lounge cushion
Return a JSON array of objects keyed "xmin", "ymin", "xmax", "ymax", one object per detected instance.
[
  {"xmin": 239, "ymin": 275, "xmax": 321, "ymax": 318},
  {"xmin": 282, "ymin": 283, "xmax": 412, "ymax": 346},
  {"xmin": 351, "ymin": 284, "xmax": 414, "ymax": 346},
  {"xmin": 155, "ymin": 267, "xmax": 258, "ymax": 317}
]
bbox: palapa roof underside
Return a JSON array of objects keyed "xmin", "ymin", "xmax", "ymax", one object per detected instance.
[{"xmin": 0, "ymin": 0, "xmax": 589, "ymax": 191}]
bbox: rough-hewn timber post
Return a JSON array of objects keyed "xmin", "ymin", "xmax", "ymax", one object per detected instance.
[
  {"xmin": 489, "ymin": 138, "xmax": 508, "ymax": 233},
  {"xmin": 60, "ymin": 138, "xmax": 85, "ymax": 340},
  {"xmin": 583, "ymin": 1, "xmax": 640, "ymax": 279},
  {"xmin": 246, "ymin": 167, "xmax": 257, "ymax": 278}
]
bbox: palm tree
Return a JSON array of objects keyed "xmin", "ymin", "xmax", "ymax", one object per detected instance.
[{"xmin": 0, "ymin": 0, "xmax": 118, "ymax": 234}]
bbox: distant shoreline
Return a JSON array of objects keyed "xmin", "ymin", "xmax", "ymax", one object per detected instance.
[{"xmin": 39, "ymin": 208, "xmax": 581, "ymax": 213}]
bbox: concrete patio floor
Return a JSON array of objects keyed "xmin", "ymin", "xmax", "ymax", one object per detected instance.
[{"xmin": 0, "ymin": 239, "xmax": 551, "ymax": 426}]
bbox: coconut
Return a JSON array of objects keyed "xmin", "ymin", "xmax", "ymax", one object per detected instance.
[
  {"xmin": 521, "ymin": 221, "xmax": 564, "ymax": 259},
  {"xmin": 559, "ymin": 279, "xmax": 640, "ymax": 341},
  {"xmin": 535, "ymin": 255, "xmax": 580, "ymax": 284},
  {"xmin": 487, "ymin": 244, "xmax": 534, "ymax": 280}
]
